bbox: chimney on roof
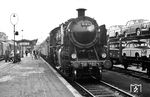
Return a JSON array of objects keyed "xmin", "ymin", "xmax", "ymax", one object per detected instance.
[{"xmin": 76, "ymin": 8, "xmax": 86, "ymax": 17}]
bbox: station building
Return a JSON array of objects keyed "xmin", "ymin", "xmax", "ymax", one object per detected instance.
[{"xmin": 15, "ymin": 39, "xmax": 38, "ymax": 56}]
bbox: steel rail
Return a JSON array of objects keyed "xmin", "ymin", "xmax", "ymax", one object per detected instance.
[
  {"xmin": 75, "ymin": 80, "xmax": 136, "ymax": 97},
  {"xmin": 100, "ymin": 80, "xmax": 136, "ymax": 97}
]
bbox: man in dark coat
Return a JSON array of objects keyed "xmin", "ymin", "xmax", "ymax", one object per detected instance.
[
  {"xmin": 147, "ymin": 55, "xmax": 150, "ymax": 78},
  {"xmin": 25, "ymin": 50, "xmax": 28, "ymax": 56},
  {"xmin": 4, "ymin": 50, "xmax": 10, "ymax": 62}
]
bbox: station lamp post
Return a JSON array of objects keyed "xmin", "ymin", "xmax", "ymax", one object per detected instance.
[
  {"xmin": 21, "ymin": 30, "xmax": 24, "ymax": 58},
  {"xmin": 10, "ymin": 13, "xmax": 19, "ymax": 63}
]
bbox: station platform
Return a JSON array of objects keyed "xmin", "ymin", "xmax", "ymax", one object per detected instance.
[
  {"xmin": 0, "ymin": 55, "xmax": 82, "ymax": 97},
  {"xmin": 114, "ymin": 64, "xmax": 147, "ymax": 73}
]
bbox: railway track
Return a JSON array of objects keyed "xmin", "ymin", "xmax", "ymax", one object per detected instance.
[
  {"xmin": 74, "ymin": 78, "xmax": 136, "ymax": 97},
  {"xmin": 111, "ymin": 66, "xmax": 150, "ymax": 81},
  {"xmin": 42, "ymin": 57, "xmax": 137, "ymax": 97}
]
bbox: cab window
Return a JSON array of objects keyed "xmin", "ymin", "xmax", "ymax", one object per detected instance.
[
  {"xmin": 130, "ymin": 21, "xmax": 134, "ymax": 25},
  {"xmin": 126, "ymin": 21, "xmax": 130, "ymax": 26}
]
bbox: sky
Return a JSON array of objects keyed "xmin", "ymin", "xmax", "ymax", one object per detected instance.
[{"xmin": 0, "ymin": 0, "xmax": 150, "ymax": 44}]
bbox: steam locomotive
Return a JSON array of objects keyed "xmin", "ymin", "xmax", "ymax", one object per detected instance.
[{"xmin": 41, "ymin": 8, "xmax": 112, "ymax": 80}]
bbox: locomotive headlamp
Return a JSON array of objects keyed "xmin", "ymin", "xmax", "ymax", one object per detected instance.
[
  {"xmin": 102, "ymin": 53, "xmax": 106, "ymax": 58},
  {"xmin": 98, "ymin": 29, "xmax": 101, "ymax": 32},
  {"xmin": 71, "ymin": 53, "xmax": 77, "ymax": 59}
]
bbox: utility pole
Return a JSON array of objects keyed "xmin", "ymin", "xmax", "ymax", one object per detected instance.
[{"xmin": 10, "ymin": 13, "xmax": 19, "ymax": 63}]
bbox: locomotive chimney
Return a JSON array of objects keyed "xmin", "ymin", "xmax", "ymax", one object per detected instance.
[{"xmin": 76, "ymin": 8, "xmax": 86, "ymax": 17}]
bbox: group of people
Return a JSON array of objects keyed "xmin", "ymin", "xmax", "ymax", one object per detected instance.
[
  {"xmin": 4, "ymin": 50, "xmax": 12, "ymax": 62},
  {"xmin": 4, "ymin": 49, "xmax": 40, "ymax": 62},
  {"xmin": 4, "ymin": 50, "xmax": 20, "ymax": 63},
  {"xmin": 32, "ymin": 50, "xmax": 40, "ymax": 60}
]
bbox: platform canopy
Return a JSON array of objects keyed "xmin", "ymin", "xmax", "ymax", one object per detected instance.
[{"xmin": 15, "ymin": 39, "xmax": 38, "ymax": 45}]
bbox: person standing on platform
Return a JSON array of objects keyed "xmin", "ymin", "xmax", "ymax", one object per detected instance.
[
  {"xmin": 10, "ymin": 50, "xmax": 14, "ymax": 62},
  {"xmin": 33, "ymin": 50, "xmax": 37, "ymax": 59},
  {"xmin": 147, "ymin": 55, "xmax": 150, "ymax": 78},
  {"xmin": 135, "ymin": 52, "xmax": 140, "ymax": 69},
  {"xmin": 25, "ymin": 50, "xmax": 28, "ymax": 56},
  {"xmin": 147, "ymin": 64, "xmax": 150, "ymax": 78},
  {"xmin": 141, "ymin": 55, "xmax": 147, "ymax": 71},
  {"xmin": 36, "ymin": 50, "xmax": 39, "ymax": 59},
  {"xmin": 123, "ymin": 53, "xmax": 128, "ymax": 70},
  {"xmin": 4, "ymin": 50, "xmax": 10, "ymax": 62}
]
